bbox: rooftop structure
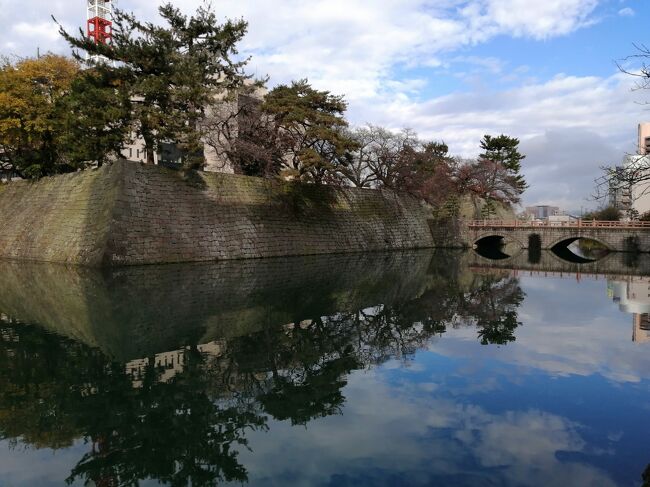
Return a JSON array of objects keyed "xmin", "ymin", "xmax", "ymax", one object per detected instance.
[{"xmin": 86, "ymin": 0, "xmax": 113, "ymax": 64}]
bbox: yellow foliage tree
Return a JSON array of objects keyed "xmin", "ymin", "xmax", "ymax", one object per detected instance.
[{"xmin": 0, "ymin": 54, "xmax": 79, "ymax": 178}]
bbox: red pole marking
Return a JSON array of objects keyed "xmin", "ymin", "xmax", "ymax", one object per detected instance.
[{"xmin": 87, "ymin": 17, "xmax": 112, "ymax": 45}]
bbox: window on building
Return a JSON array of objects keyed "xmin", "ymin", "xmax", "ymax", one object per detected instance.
[
  {"xmin": 158, "ymin": 142, "xmax": 203, "ymax": 169},
  {"xmin": 640, "ymin": 314, "xmax": 650, "ymax": 331}
]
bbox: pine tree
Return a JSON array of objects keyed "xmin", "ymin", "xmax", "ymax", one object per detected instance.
[
  {"xmin": 57, "ymin": 3, "xmax": 250, "ymax": 168},
  {"xmin": 479, "ymin": 134, "xmax": 528, "ymax": 195},
  {"xmin": 262, "ymin": 79, "xmax": 358, "ymax": 183},
  {"xmin": 56, "ymin": 69, "xmax": 131, "ymax": 168}
]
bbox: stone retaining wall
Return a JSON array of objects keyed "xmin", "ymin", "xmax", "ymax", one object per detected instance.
[{"xmin": 0, "ymin": 161, "xmax": 435, "ymax": 266}]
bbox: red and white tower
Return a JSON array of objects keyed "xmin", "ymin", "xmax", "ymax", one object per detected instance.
[{"xmin": 86, "ymin": 0, "xmax": 114, "ymax": 63}]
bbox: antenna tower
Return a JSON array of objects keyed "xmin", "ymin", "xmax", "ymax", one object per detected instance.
[{"xmin": 86, "ymin": 0, "xmax": 114, "ymax": 64}]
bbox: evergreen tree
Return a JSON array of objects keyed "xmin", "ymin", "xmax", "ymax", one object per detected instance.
[
  {"xmin": 262, "ymin": 79, "xmax": 358, "ymax": 183},
  {"xmin": 56, "ymin": 69, "xmax": 132, "ymax": 168},
  {"xmin": 479, "ymin": 134, "xmax": 528, "ymax": 195},
  {"xmin": 57, "ymin": 3, "xmax": 250, "ymax": 167}
]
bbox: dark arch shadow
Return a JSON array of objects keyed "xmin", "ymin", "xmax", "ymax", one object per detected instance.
[
  {"xmin": 474, "ymin": 236, "xmax": 511, "ymax": 260},
  {"xmin": 551, "ymin": 237, "xmax": 610, "ymax": 264},
  {"xmin": 528, "ymin": 234, "xmax": 542, "ymax": 264}
]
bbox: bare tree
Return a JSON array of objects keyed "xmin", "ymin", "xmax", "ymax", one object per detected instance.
[
  {"xmin": 200, "ymin": 84, "xmax": 284, "ymax": 177},
  {"xmin": 457, "ymin": 158, "xmax": 521, "ymax": 217},
  {"xmin": 592, "ymin": 44, "xmax": 650, "ymax": 218},
  {"xmin": 338, "ymin": 127, "xmax": 380, "ymax": 188},
  {"xmin": 340, "ymin": 125, "xmax": 419, "ymax": 189},
  {"xmin": 592, "ymin": 157, "xmax": 648, "ymax": 219}
]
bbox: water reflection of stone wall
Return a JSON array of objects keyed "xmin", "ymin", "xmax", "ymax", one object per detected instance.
[{"xmin": 0, "ymin": 251, "xmax": 447, "ymax": 361}]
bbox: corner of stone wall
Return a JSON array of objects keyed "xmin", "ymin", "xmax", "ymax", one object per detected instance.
[
  {"xmin": 98, "ymin": 161, "xmax": 131, "ymax": 267},
  {"xmin": 427, "ymin": 216, "xmax": 468, "ymax": 249}
]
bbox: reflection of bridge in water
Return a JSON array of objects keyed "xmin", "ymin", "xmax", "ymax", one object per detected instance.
[
  {"xmin": 468, "ymin": 249, "xmax": 650, "ymax": 343},
  {"xmin": 466, "ymin": 248, "xmax": 650, "ymax": 277},
  {"xmin": 465, "ymin": 220, "xmax": 650, "ymax": 253}
]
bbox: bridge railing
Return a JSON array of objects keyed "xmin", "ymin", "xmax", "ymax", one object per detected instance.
[{"xmin": 467, "ymin": 219, "xmax": 650, "ymax": 229}]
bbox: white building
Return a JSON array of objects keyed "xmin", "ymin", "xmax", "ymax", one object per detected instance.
[
  {"xmin": 608, "ymin": 278, "xmax": 650, "ymax": 343},
  {"xmin": 625, "ymin": 123, "xmax": 650, "ymax": 215}
]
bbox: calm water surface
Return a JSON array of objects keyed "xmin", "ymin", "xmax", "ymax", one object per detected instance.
[{"xmin": 0, "ymin": 250, "xmax": 649, "ymax": 486}]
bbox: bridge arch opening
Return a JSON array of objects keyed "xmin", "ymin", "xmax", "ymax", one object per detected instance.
[
  {"xmin": 474, "ymin": 235, "xmax": 517, "ymax": 260},
  {"xmin": 550, "ymin": 237, "xmax": 610, "ymax": 264}
]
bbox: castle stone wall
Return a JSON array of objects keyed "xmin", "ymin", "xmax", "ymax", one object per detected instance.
[{"xmin": 0, "ymin": 161, "xmax": 435, "ymax": 266}]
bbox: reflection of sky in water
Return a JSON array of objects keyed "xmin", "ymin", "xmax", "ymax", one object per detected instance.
[
  {"xmin": 231, "ymin": 276, "xmax": 650, "ymax": 487},
  {"xmin": 1, "ymin": 259, "xmax": 650, "ymax": 487}
]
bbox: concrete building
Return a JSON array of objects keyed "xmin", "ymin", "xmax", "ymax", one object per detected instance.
[
  {"xmin": 120, "ymin": 83, "xmax": 266, "ymax": 173},
  {"xmin": 639, "ymin": 122, "xmax": 650, "ymax": 155},
  {"xmin": 608, "ymin": 278, "xmax": 650, "ymax": 343},
  {"xmin": 624, "ymin": 123, "xmax": 650, "ymax": 215}
]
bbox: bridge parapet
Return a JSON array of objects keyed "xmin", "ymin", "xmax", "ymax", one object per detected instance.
[
  {"xmin": 461, "ymin": 220, "xmax": 650, "ymax": 253},
  {"xmin": 467, "ymin": 220, "xmax": 650, "ymax": 230}
]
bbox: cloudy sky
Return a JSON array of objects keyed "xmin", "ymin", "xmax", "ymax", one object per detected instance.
[{"xmin": 2, "ymin": 0, "xmax": 650, "ymax": 210}]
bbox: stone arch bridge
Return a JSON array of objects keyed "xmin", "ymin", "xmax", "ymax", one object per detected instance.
[{"xmin": 463, "ymin": 220, "xmax": 650, "ymax": 253}]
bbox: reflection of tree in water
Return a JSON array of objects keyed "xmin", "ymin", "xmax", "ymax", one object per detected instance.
[
  {"xmin": 460, "ymin": 276, "xmax": 525, "ymax": 345},
  {"xmin": 643, "ymin": 463, "xmax": 650, "ymax": 487},
  {"xmin": 0, "ymin": 271, "xmax": 524, "ymax": 485},
  {"xmin": 0, "ymin": 324, "xmax": 266, "ymax": 486}
]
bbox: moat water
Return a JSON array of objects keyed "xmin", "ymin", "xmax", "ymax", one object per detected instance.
[{"xmin": 0, "ymin": 250, "xmax": 649, "ymax": 486}]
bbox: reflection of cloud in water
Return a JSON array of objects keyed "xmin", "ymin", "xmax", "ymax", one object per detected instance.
[
  {"xmin": 0, "ymin": 439, "xmax": 86, "ymax": 487},
  {"xmin": 237, "ymin": 371, "xmax": 617, "ymax": 487},
  {"xmin": 429, "ymin": 275, "xmax": 650, "ymax": 384}
]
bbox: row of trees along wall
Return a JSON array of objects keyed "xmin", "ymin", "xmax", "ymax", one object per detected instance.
[{"xmin": 0, "ymin": 3, "xmax": 528, "ymax": 220}]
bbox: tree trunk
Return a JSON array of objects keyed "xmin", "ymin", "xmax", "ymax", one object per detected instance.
[{"xmin": 143, "ymin": 132, "xmax": 155, "ymax": 164}]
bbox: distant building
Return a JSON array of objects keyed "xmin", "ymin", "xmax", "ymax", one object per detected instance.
[
  {"xmin": 524, "ymin": 205, "xmax": 561, "ymax": 220},
  {"xmin": 639, "ymin": 122, "xmax": 650, "ymax": 155}
]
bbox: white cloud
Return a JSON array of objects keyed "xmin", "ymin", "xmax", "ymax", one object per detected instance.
[
  {"xmin": 481, "ymin": 0, "xmax": 599, "ymax": 39},
  {"xmin": 348, "ymin": 72, "xmax": 647, "ymax": 209},
  {"xmin": 236, "ymin": 370, "xmax": 618, "ymax": 486},
  {"xmin": 618, "ymin": 7, "xmax": 635, "ymax": 16},
  {"xmin": 1, "ymin": 1, "xmax": 601, "ymax": 91}
]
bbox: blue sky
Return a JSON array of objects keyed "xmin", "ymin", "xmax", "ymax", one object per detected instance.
[{"xmin": 1, "ymin": 0, "xmax": 649, "ymax": 210}]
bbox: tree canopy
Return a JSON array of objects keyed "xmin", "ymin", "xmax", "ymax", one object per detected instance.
[
  {"xmin": 0, "ymin": 55, "xmax": 80, "ymax": 178},
  {"xmin": 58, "ymin": 2, "xmax": 251, "ymax": 167},
  {"xmin": 479, "ymin": 134, "xmax": 528, "ymax": 196},
  {"xmin": 262, "ymin": 79, "xmax": 358, "ymax": 182}
]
